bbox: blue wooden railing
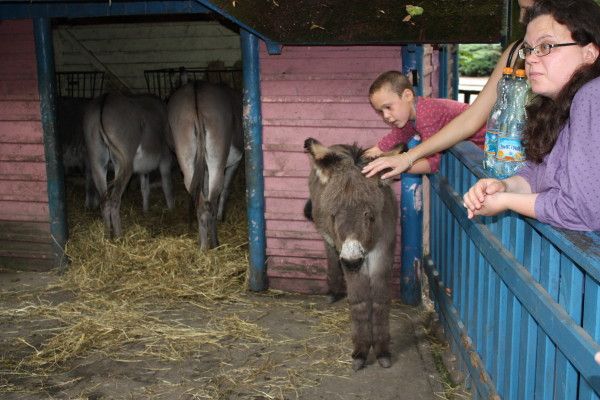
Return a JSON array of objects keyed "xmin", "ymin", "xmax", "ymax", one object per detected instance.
[{"xmin": 426, "ymin": 141, "xmax": 600, "ymax": 399}]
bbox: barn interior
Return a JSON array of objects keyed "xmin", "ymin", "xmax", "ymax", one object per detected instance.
[{"xmin": 52, "ymin": 12, "xmax": 246, "ymax": 242}]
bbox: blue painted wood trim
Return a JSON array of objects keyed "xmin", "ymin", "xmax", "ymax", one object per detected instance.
[
  {"xmin": 452, "ymin": 47, "xmax": 459, "ymax": 101},
  {"xmin": 0, "ymin": 1, "xmax": 209, "ymax": 19},
  {"xmin": 429, "ymin": 171, "xmax": 600, "ymax": 394},
  {"xmin": 424, "ymin": 256, "xmax": 499, "ymax": 399},
  {"xmin": 399, "ymin": 46, "xmax": 424, "ymax": 305},
  {"xmin": 438, "ymin": 45, "xmax": 449, "ymax": 99},
  {"xmin": 193, "ymin": 0, "xmax": 282, "ymax": 54},
  {"xmin": 33, "ymin": 17, "xmax": 67, "ymax": 267},
  {"xmin": 400, "ymin": 136, "xmax": 422, "ymax": 305},
  {"xmin": 449, "ymin": 141, "xmax": 600, "ymax": 283},
  {"xmin": 401, "ymin": 44, "xmax": 424, "ymax": 96},
  {"xmin": 240, "ymin": 30, "xmax": 266, "ymax": 292}
]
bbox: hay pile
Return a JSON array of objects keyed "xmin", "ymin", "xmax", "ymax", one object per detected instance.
[{"xmin": 0, "ymin": 177, "xmax": 354, "ymax": 399}]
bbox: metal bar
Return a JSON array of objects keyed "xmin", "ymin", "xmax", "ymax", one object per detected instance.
[
  {"xmin": 33, "ymin": 17, "xmax": 67, "ymax": 267},
  {"xmin": 240, "ymin": 30, "xmax": 266, "ymax": 292}
]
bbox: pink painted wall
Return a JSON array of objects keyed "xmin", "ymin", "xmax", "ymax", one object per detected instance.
[
  {"xmin": 0, "ymin": 20, "xmax": 53, "ymax": 270},
  {"xmin": 261, "ymin": 44, "xmax": 405, "ymax": 295}
]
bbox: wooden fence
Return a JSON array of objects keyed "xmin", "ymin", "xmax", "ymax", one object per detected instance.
[{"xmin": 425, "ymin": 141, "xmax": 600, "ymax": 399}]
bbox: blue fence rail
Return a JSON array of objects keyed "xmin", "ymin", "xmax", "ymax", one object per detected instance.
[{"xmin": 426, "ymin": 141, "xmax": 600, "ymax": 399}]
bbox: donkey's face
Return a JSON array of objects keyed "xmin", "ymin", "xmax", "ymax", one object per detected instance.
[{"xmin": 305, "ymin": 138, "xmax": 390, "ymax": 271}]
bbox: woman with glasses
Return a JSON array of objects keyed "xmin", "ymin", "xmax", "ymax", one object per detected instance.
[
  {"xmin": 363, "ymin": 0, "xmax": 536, "ymax": 179},
  {"xmin": 463, "ymin": 0, "xmax": 600, "ymax": 231}
]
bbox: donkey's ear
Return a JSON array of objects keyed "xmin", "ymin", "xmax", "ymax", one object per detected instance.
[{"xmin": 304, "ymin": 137, "xmax": 342, "ymax": 184}]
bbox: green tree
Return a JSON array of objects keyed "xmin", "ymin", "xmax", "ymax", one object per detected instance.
[{"xmin": 459, "ymin": 44, "xmax": 502, "ymax": 77}]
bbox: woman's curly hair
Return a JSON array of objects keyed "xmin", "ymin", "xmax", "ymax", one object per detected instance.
[{"xmin": 522, "ymin": 0, "xmax": 600, "ymax": 163}]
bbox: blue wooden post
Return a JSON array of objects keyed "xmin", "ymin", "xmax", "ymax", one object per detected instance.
[
  {"xmin": 438, "ymin": 45, "xmax": 449, "ymax": 99},
  {"xmin": 33, "ymin": 18, "xmax": 68, "ymax": 267},
  {"xmin": 240, "ymin": 30, "xmax": 267, "ymax": 291},
  {"xmin": 452, "ymin": 47, "xmax": 460, "ymax": 101},
  {"xmin": 400, "ymin": 45, "xmax": 423, "ymax": 305},
  {"xmin": 400, "ymin": 137, "xmax": 423, "ymax": 305}
]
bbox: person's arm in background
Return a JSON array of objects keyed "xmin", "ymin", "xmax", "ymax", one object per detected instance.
[{"xmin": 363, "ymin": 42, "xmax": 516, "ymax": 179}]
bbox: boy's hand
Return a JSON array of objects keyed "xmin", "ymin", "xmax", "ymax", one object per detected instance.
[
  {"xmin": 362, "ymin": 153, "xmax": 412, "ymax": 179},
  {"xmin": 363, "ymin": 146, "xmax": 384, "ymax": 159},
  {"xmin": 463, "ymin": 179, "xmax": 507, "ymax": 219}
]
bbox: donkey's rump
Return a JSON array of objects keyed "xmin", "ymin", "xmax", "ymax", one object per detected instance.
[
  {"xmin": 84, "ymin": 93, "xmax": 174, "ymax": 238},
  {"xmin": 167, "ymin": 81, "xmax": 243, "ymax": 250}
]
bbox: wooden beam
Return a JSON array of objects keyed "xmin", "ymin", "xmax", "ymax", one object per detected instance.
[{"xmin": 58, "ymin": 28, "xmax": 131, "ymax": 93}]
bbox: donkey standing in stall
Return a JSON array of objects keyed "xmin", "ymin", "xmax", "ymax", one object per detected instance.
[
  {"xmin": 167, "ymin": 81, "xmax": 243, "ymax": 250},
  {"xmin": 304, "ymin": 138, "xmax": 398, "ymax": 371},
  {"xmin": 84, "ymin": 93, "xmax": 175, "ymax": 238}
]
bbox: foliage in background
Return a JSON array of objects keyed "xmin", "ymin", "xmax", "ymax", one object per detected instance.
[{"xmin": 459, "ymin": 43, "xmax": 502, "ymax": 77}]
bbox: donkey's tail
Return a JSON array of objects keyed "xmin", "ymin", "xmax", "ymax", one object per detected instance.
[
  {"xmin": 98, "ymin": 93, "xmax": 132, "ymax": 197},
  {"xmin": 188, "ymin": 81, "xmax": 206, "ymax": 207}
]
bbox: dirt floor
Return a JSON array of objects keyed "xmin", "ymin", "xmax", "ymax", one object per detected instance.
[{"xmin": 0, "ymin": 173, "xmax": 464, "ymax": 399}]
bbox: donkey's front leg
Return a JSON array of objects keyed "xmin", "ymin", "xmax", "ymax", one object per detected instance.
[
  {"xmin": 345, "ymin": 271, "xmax": 372, "ymax": 371},
  {"xmin": 371, "ymin": 263, "xmax": 392, "ymax": 368}
]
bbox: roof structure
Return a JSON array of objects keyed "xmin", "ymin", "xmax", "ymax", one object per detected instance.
[
  {"xmin": 205, "ymin": 0, "xmax": 507, "ymax": 45},
  {"xmin": 1, "ymin": 0, "xmax": 508, "ymax": 49}
]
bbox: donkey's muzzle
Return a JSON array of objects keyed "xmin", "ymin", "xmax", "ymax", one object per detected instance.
[{"xmin": 341, "ymin": 257, "xmax": 364, "ymax": 271}]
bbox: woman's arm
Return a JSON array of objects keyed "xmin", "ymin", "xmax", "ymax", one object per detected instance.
[{"xmin": 363, "ymin": 42, "xmax": 517, "ymax": 179}]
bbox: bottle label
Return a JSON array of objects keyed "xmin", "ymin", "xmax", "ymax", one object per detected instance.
[
  {"xmin": 497, "ymin": 137, "xmax": 524, "ymax": 161},
  {"xmin": 484, "ymin": 129, "xmax": 499, "ymax": 155}
]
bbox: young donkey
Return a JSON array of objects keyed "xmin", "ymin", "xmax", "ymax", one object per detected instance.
[{"xmin": 304, "ymin": 138, "xmax": 398, "ymax": 371}]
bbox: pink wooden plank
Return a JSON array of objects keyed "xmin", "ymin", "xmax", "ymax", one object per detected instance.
[
  {"xmin": 0, "ymin": 121, "xmax": 43, "ymax": 143},
  {"xmin": 261, "ymin": 79, "xmax": 374, "ymax": 96},
  {"xmin": 0, "ymin": 37, "xmax": 36, "ymax": 54},
  {"xmin": 0, "ymin": 80, "xmax": 39, "ymax": 100},
  {"xmin": 0, "ymin": 143, "xmax": 45, "ymax": 162},
  {"xmin": 262, "ymin": 117, "xmax": 385, "ymax": 129},
  {"xmin": 0, "ymin": 161, "xmax": 47, "ymax": 181},
  {"xmin": 263, "ymin": 150, "xmax": 310, "ymax": 175},
  {"xmin": 0, "ymin": 20, "xmax": 34, "ymax": 35},
  {"xmin": 0, "ymin": 180, "xmax": 48, "ymax": 202},
  {"xmin": 260, "ymin": 56, "xmax": 400, "ymax": 75},
  {"xmin": 267, "ymin": 237, "xmax": 325, "ymax": 252},
  {"xmin": 0, "ymin": 100, "xmax": 41, "ymax": 120},
  {"xmin": 261, "ymin": 45, "xmax": 402, "ymax": 59},
  {"xmin": 262, "ymin": 126, "xmax": 389, "ymax": 148},
  {"xmin": 0, "ymin": 200, "xmax": 49, "ymax": 221},
  {"xmin": 267, "ymin": 276, "xmax": 328, "ymax": 295},
  {"xmin": 261, "ymin": 102, "xmax": 378, "ymax": 123},
  {"xmin": 264, "ymin": 176, "xmax": 308, "ymax": 192},
  {"xmin": 265, "ymin": 196, "xmax": 307, "ymax": 218},
  {"xmin": 0, "ymin": 61, "xmax": 37, "ymax": 78}
]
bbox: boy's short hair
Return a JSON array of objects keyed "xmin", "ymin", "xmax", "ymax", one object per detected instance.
[{"xmin": 369, "ymin": 71, "xmax": 414, "ymax": 97}]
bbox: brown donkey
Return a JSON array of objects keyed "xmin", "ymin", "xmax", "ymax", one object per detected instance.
[{"xmin": 304, "ymin": 138, "xmax": 398, "ymax": 371}]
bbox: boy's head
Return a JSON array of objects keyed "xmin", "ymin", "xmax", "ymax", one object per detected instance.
[{"xmin": 369, "ymin": 71, "xmax": 416, "ymax": 129}]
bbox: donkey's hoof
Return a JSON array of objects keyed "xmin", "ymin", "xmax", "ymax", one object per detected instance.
[
  {"xmin": 377, "ymin": 356, "xmax": 392, "ymax": 368},
  {"xmin": 352, "ymin": 357, "xmax": 366, "ymax": 371},
  {"xmin": 327, "ymin": 292, "xmax": 346, "ymax": 304}
]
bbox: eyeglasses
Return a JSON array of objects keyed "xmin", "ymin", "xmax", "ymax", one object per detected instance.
[{"xmin": 518, "ymin": 42, "xmax": 579, "ymax": 59}]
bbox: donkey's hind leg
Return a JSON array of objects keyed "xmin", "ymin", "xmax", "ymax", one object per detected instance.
[
  {"xmin": 159, "ymin": 152, "xmax": 174, "ymax": 210},
  {"xmin": 140, "ymin": 173, "xmax": 150, "ymax": 212},
  {"xmin": 108, "ymin": 162, "xmax": 133, "ymax": 238}
]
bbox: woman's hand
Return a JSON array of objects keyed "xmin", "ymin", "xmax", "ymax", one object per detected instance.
[
  {"xmin": 363, "ymin": 145, "xmax": 384, "ymax": 159},
  {"xmin": 362, "ymin": 153, "xmax": 413, "ymax": 179},
  {"xmin": 463, "ymin": 179, "xmax": 507, "ymax": 219}
]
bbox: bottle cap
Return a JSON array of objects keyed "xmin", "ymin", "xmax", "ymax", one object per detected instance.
[
  {"xmin": 502, "ymin": 67, "xmax": 514, "ymax": 75},
  {"xmin": 515, "ymin": 69, "xmax": 527, "ymax": 78}
]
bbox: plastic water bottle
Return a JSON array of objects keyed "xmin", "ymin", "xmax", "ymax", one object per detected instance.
[
  {"xmin": 484, "ymin": 67, "xmax": 514, "ymax": 172},
  {"xmin": 495, "ymin": 69, "xmax": 529, "ymax": 179}
]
